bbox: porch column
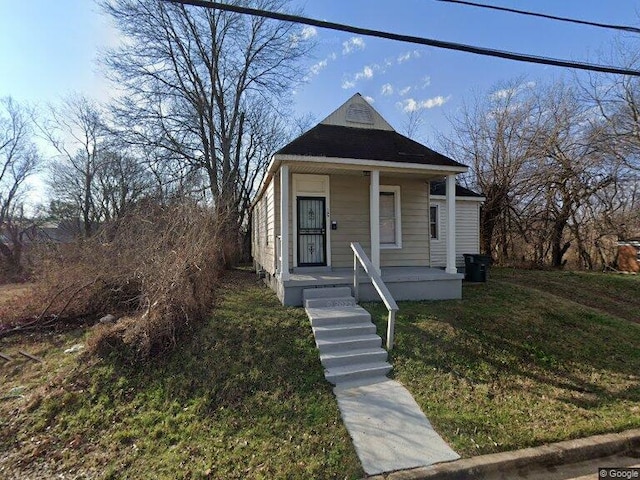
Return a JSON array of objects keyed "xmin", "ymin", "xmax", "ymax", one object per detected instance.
[
  {"xmin": 445, "ymin": 173, "xmax": 457, "ymax": 274},
  {"xmin": 280, "ymin": 164, "xmax": 290, "ymax": 281},
  {"xmin": 370, "ymin": 169, "xmax": 381, "ymax": 273}
]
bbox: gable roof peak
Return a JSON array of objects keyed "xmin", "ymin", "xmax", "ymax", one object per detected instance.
[{"xmin": 319, "ymin": 93, "xmax": 395, "ymax": 131}]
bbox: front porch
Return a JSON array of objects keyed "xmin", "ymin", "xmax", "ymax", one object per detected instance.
[{"xmin": 263, "ymin": 266, "xmax": 463, "ymax": 306}]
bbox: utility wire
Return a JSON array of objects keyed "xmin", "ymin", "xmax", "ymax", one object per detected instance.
[
  {"xmin": 162, "ymin": 0, "xmax": 640, "ymax": 76},
  {"xmin": 437, "ymin": 0, "xmax": 640, "ymax": 34}
]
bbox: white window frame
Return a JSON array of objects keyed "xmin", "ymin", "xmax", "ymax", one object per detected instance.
[
  {"xmin": 379, "ymin": 185, "xmax": 402, "ymax": 249},
  {"xmin": 430, "ymin": 204, "xmax": 439, "ymax": 240}
]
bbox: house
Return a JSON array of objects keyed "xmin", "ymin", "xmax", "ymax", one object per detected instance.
[
  {"xmin": 252, "ymin": 93, "xmax": 484, "ymax": 306},
  {"xmin": 429, "ymin": 181, "xmax": 484, "ymax": 269},
  {"xmin": 616, "ymin": 239, "xmax": 640, "ymax": 273}
]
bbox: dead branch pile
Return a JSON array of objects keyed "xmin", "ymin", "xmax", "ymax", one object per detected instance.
[{"xmin": 2, "ymin": 201, "xmax": 227, "ymax": 359}]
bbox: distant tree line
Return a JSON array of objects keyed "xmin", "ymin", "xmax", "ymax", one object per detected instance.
[
  {"xmin": 444, "ymin": 62, "xmax": 640, "ymax": 269},
  {"xmin": 0, "ymin": 0, "xmax": 313, "ymax": 280},
  {"xmin": 2, "ymin": 0, "xmax": 640, "ymax": 280}
]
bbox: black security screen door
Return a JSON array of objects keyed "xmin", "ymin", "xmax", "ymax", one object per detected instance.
[{"xmin": 297, "ymin": 197, "xmax": 326, "ymax": 266}]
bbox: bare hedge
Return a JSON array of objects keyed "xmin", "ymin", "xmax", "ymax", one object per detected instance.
[{"xmin": 10, "ymin": 201, "xmax": 228, "ymax": 360}]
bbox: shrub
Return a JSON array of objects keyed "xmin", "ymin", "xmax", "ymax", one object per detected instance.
[{"xmin": 8, "ymin": 201, "xmax": 227, "ymax": 360}]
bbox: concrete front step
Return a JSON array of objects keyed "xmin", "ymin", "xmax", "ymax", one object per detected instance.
[
  {"xmin": 303, "ymin": 286, "xmax": 352, "ymax": 300},
  {"xmin": 304, "ymin": 296, "xmax": 356, "ymax": 309},
  {"xmin": 312, "ymin": 322, "xmax": 376, "ymax": 340},
  {"xmin": 320, "ymin": 347, "xmax": 388, "ymax": 368},
  {"xmin": 324, "ymin": 361, "xmax": 393, "ymax": 385},
  {"xmin": 306, "ymin": 305, "xmax": 371, "ymax": 327},
  {"xmin": 316, "ymin": 333, "xmax": 382, "ymax": 353},
  {"xmin": 303, "ymin": 287, "xmax": 393, "ymax": 386}
]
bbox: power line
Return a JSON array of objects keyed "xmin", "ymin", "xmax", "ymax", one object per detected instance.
[
  {"xmin": 436, "ymin": 0, "xmax": 640, "ymax": 34},
  {"xmin": 161, "ymin": 0, "xmax": 640, "ymax": 76}
]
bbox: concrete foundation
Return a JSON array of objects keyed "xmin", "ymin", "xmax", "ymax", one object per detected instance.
[{"xmin": 260, "ymin": 266, "xmax": 463, "ymax": 306}]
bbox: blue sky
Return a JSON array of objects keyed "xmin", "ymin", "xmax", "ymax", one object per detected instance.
[{"xmin": 1, "ymin": 0, "xmax": 640, "ymax": 145}]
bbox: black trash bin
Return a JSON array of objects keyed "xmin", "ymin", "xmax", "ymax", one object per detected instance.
[{"xmin": 463, "ymin": 254, "xmax": 492, "ymax": 282}]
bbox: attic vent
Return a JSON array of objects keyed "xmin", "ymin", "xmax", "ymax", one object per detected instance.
[{"xmin": 345, "ymin": 103, "xmax": 374, "ymax": 125}]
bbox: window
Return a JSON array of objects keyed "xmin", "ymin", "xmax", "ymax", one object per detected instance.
[
  {"xmin": 380, "ymin": 186, "xmax": 401, "ymax": 248},
  {"xmin": 430, "ymin": 205, "xmax": 438, "ymax": 240}
]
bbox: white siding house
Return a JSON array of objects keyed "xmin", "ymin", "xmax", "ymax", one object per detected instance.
[
  {"xmin": 429, "ymin": 183, "xmax": 484, "ymax": 269},
  {"xmin": 251, "ymin": 93, "xmax": 483, "ymax": 306}
]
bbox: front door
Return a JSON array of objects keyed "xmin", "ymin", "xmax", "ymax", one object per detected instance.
[{"xmin": 297, "ymin": 197, "xmax": 326, "ymax": 266}]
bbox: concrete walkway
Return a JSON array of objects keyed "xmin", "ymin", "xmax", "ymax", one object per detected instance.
[
  {"xmin": 303, "ymin": 286, "xmax": 459, "ymax": 475},
  {"xmin": 334, "ymin": 379, "xmax": 460, "ymax": 476}
]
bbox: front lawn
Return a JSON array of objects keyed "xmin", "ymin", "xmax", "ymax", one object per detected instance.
[
  {"xmin": 3, "ymin": 267, "xmax": 638, "ymax": 476},
  {"xmin": 492, "ymin": 268, "xmax": 640, "ymax": 323},
  {"xmin": 364, "ymin": 270, "xmax": 640, "ymax": 457},
  {"xmin": 0, "ymin": 270, "xmax": 362, "ymax": 479}
]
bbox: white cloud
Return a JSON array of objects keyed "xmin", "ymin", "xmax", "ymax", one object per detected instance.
[
  {"xmin": 310, "ymin": 59, "xmax": 328, "ymax": 76},
  {"xmin": 305, "ymin": 52, "xmax": 339, "ymax": 80},
  {"xmin": 398, "ymin": 99, "xmax": 418, "ymax": 113},
  {"xmin": 397, "ymin": 52, "xmax": 411, "ymax": 63},
  {"xmin": 421, "ymin": 76, "xmax": 431, "ymax": 88},
  {"xmin": 398, "ymin": 95, "xmax": 451, "ymax": 112},
  {"xmin": 397, "ymin": 50, "xmax": 421, "ymax": 64},
  {"xmin": 342, "ymin": 79, "xmax": 356, "ymax": 89},
  {"xmin": 490, "ymin": 81, "xmax": 536, "ymax": 100},
  {"xmin": 291, "ymin": 25, "xmax": 318, "ymax": 46},
  {"xmin": 399, "ymin": 86, "xmax": 412, "ymax": 96},
  {"xmin": 491, "ymin": 88, "xmax": 513, "ymax": 100},
  {"xmin": 342, "ymin": 64, "xmax": 377, "ymax": 89},
  {"xmin": 381, "ymin": 83, "xmax": 394, "ymax": 96},
  {"xmin": 355, "ymin": 65, "xmax": 374, "ymax": 81},
  {"xmin": 301, "ymin": 26, "xmax": 317, "ymax": 40},
  {"xmin": 342, "ymin": 36, "xmax": 366, "ymax": 55},
  {"xmin": 364, "ymin": 95, "xmax": 375, "ymax": 104}
]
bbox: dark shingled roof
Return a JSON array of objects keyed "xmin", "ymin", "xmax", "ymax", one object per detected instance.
[
  {"xmin": 277, "ymin": 124, "xmax": 466, "ymax": 169},
  {"xmin": 430, "ymin": 180, "xmax": 484, "ymax": 198}
]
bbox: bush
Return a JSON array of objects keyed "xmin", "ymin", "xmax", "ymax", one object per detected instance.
[{"xmin": 11, "ymin": 201, "xmax": 227, "ymax": 360}]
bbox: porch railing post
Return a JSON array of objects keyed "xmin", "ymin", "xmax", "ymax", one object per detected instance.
[
  {"xmin": 353, "ymin": 253, "xmax": 359, "ymax": 302},
  {"xmin": 350, "ymin": 242, "xmax": 398, "ymax": 352},
  {"xmin": 387, "ymin": 310, "xmax": 396, "ymax": 351}
]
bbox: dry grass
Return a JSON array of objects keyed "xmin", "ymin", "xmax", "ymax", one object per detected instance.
[
  {"xmin": 0, "ymin": 270, "xmax": 361, "ymax": 479},
  {"xmin": 3, "ymin": 201, "xmax": 228, "ymax": 360}
]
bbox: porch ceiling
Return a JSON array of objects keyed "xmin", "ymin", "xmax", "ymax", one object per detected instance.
[{"xmin": 287, "ymin": 162, "xmax": 446, "ymax": 180}]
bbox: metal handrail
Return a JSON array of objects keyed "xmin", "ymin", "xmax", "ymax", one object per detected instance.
[{"xmin": 350, "ymin": 242, "xmax": 399, "ymax": 350}]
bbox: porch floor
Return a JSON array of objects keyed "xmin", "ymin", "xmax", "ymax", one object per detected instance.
[
  {"xmin": 286, "ymin": 266, "xmax": 454, "ymax": 285},
  {"xmin": 272, "ymin": 267, "xmax": 463, "ymax": 306}
]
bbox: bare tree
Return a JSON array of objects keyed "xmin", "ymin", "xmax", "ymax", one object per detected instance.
[
  {"xmin": 0, "ymin": 97, "xmax": 40, "ymax": 276},
  {"xmin": 444, "ymin": 79, "xmax": 538, "ymax": 261},
  {"xmin": 402, "ymin": 108, "xmax": 425, "ymax": 140},
  {"xmin": 43, "ymin": 95, "xmax": 105, "ymax": 237},
  {"xmin": 43, "ymin": 95, "xmax": 155, "ymax": 235},
  {"xmin": 102, "ymin": 0, "xmax": 312, "ymax": 261},
  {"xmin": 526, "ymin": 81, "xmax": 616, "ymax": 267},
  {"xmin": 93, "ymin": 148, "xmax": 154, "ymax": 221},
  {"xmin": 445, "ymin": 78, "xmax": 624, "ymax": 269},
  {"xmin": 582, "ymin": 44, "xmax": 640, "ymax": 174}
]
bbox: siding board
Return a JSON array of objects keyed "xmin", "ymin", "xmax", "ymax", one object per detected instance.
[{"xmin": 430, "ymin": 199, "xmax": 481, "ymax": 268}]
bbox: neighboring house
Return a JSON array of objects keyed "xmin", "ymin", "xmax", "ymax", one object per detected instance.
[
  {"xmin": 616, "ymin": 239, "xmax": 640, "ymax": 273},
  {"xmin": 252, "ymin": 93, "xmax": 483, "ymax": 306}
]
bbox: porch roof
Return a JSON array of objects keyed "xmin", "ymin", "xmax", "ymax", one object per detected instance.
[{"xmin": 277, "ymin": 124, "xmax": 465, "ymax": 169}]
